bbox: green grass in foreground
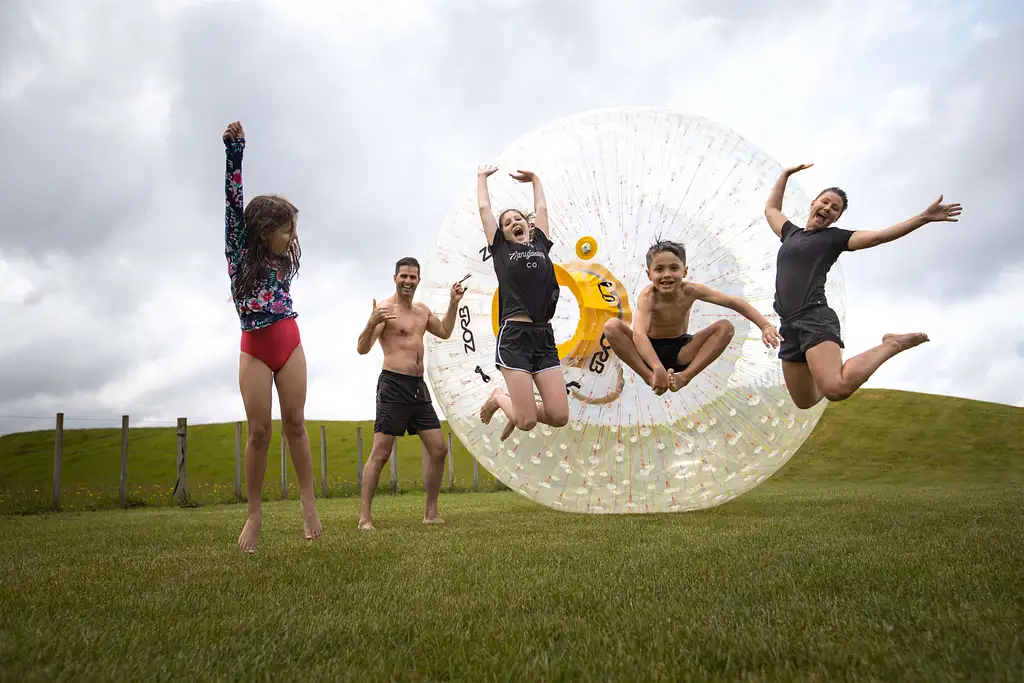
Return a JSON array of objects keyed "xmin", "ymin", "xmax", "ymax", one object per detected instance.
[
  {"xmin": 1, "ymin": 389, "xmax": 1021, "ymax": 514},
  {"xmin": 1, "ymin": 481, "xmax": 1021, "ymax": 681}
]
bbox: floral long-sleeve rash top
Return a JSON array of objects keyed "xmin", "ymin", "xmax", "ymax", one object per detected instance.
[{"xmin": 224, "ymin": 137, "xmax": 297, "ymax": 332}]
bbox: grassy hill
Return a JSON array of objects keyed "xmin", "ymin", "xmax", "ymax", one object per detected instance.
[{"xmin": 0, "ymin": 389, "xmax": 1020, "ymax": 513}]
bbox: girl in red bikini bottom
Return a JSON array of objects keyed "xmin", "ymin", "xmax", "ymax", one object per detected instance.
[{"xmin": 223, "ymin": 120, "xmax": 322, "ymax": 553}]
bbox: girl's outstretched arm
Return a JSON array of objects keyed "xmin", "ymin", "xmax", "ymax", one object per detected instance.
[
  {"xmin": 511, "ymin": 170, "xmax": 549, "ymax": 238},
  {"xmin": 765, "ymin": 163, "xmax": 812, "ymax": 238},
  {"xmin": 478, "ymin": 165, "xmax": 500, "ymax": 244},
  {"xmin": 847, "ymin": 195, "xmax": 961, "ymax": 251},
  {"xmin": 223, "ymin": 121, "xmax": 247, "ymax": 257}
]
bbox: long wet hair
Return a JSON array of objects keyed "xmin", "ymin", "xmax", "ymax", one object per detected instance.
[{"xmin": 233, "ymin": 194, "xmax": 301, "ymax": 301}]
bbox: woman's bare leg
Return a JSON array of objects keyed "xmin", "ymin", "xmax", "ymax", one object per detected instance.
[
  {"xmin": 782, "ymin": 359, "xmax": 825, "ymax": 410},
  {"xmin": 806, "ymin": 333, "xmax": 928, "ymax": 403},
  {"xmin": 273, "ymin": 343, "xmax": 322, "ymax": 540},
  {"xmin": 238, "ymin": 352, "xmax": 274, "ymax": 553}
]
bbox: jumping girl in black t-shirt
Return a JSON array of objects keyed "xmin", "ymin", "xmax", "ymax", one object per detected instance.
[
  {"xmin": 476, "ymin": 165, "xmax": 570, "ymax": 441},
  {"xmin": 765, "ymin": 162, "xmax": 961, "ymax": 410}
]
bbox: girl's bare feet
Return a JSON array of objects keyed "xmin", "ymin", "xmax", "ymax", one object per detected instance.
[
  {"xmin": 480, "ymin": 387, "xmax": 503, "ymax": 424},
  {"xmin": 357, "ymin": 517, "xmax": 375, "ymax": 531},
  {"xmin": 238, "ymin": 515, "xmax": 261, "ymax": 554},
  {"xmin": 301, "ymin": 498, "xmax": 322, "ymax": 540}
]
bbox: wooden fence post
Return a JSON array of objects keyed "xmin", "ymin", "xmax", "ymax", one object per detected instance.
[
  {"xmin": 447, "ymin": 432, "xmax": 454, "ymax": 489},
  {"xmin": 52, "ymin": 412, "xmax": 63, "ymax": 511},
  {"xmin": 320, "ymin": 425, "xmax": 327, "ymax": 498},
  {"xmin": 389, "ymin": 441, "xmax": 398, "ymax": 494},
  {"xmin": 356, "ymin": 426, "xmax": 363, "ymax": 490},
  {"xmin": 175, "ymin": 418, "xmax": 188, "ymax": 505},
  {"xmin": 235, "ymin": 422, "xmax": 242, "ymax": 502},
  {"xmin": 120, "ymin": 415, "xmax": 129, "ymax": 509},
  {"xmin": 281, "ymin": 437, "xmax": 287, "ymax": 499}
]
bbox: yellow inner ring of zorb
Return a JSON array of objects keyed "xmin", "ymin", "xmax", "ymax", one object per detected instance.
[{"xmin": 491, "ymin": 258, "xmax": 633, "ymax": 362}]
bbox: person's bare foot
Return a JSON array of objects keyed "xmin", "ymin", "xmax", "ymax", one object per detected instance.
[
  {"xmin": 480, "ymin": 387, "xmax": 503, "ymax": 424},
  {"xmin": 238, "ymin": 515, "xmax": 261, "ymax": 554},
  {"xmin": 668, "ymin": 371, "xmax": 691, "ymax": 392},
  {"xmin": 357, "ymin": 517, "xmax": 375, "ymax": 531},
  {"xmin": 500, "ymin": 419, "xmax": 515, "ymax": 441},
  {"xmin": 301, "ymin": 498, "xmax": 322, "ymax": 540},
  {"xmin": 423, "ymin": 514, "xmax": 445, "ymax": 525},
  {"xmin": 883, "ymin": 332, "xmax": 929, "ymax": 352}
]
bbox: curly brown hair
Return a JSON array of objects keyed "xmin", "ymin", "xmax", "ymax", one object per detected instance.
[{"xmin": 232, "ymin": 194, "xmax": 301, "ymax": 301}]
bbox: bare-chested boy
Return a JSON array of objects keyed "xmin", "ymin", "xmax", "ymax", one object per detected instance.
[
  {"xmin": 603, "ymin": 240, "xmax": 781, "ymax": 395},
  {"xmin": 355, "ymin": 256, "xmax": 465, "ymax": 530}
]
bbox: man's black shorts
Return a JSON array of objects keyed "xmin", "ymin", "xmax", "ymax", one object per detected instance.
[
  {"xmin": 778, "ymin": 305, "xmax": 844, "ymax": 363},
  {"xmin": 645, "ymin": 333, "xmax": 694, "ymax": 371},
  {"xmin": 495, "ymin": 320, "xmax": 561, "ymax": 374},
  {"xmin": 374, "ymin": 369, "xmax": 441, "ymax": 436}
]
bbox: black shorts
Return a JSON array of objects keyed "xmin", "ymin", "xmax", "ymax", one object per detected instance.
[
  {"xmin": 495, "ymin": 320, "xmax": 561, "ymax": 374},
  {"xmin": 645, "ymin": 334, "xmax": 694, "ymax": 371},
  {"xmin": 374, "ymin": 370, "xmax": 441, "ymax": 436},
  {"xmin": 778, "ymin": 305, "xmax": 844, "ymax": 363}
]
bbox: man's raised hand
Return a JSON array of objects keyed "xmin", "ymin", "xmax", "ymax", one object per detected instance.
[
  {"xmin": 370, "ymin": 298, "xmax": 396, "ymax": 325},
  {"xmin": 450, "ymin": 282, "xmax": 466, "ymax": 303}
]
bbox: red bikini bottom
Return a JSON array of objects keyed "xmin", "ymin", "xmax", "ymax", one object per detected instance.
[{"xmin": 240, "ymin": 317, "xmax": 301, "ymax": 372}]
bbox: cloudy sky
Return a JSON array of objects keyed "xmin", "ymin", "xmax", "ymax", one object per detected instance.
[{"xmin": 1, "ymin": 0, "xmax": 1022, "ymax": 436}]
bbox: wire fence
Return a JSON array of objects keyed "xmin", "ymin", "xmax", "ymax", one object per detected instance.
[{"xmin": 0, "ymin": 413, "xmax": 504, "ymax": 515}]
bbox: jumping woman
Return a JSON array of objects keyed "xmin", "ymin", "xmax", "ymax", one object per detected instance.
[
  {"xmin": 765, "ymin": 162, "xmax": 962, "ymax": 410},
  {"xmin": 222, "ymin": 121, "xmax": 322, "ymax": 553},
  {"xmin": 477, "ymin": 165, "xmax": 570, "ymax": 440}
]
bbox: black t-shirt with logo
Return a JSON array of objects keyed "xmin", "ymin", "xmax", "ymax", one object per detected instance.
[
  {"xmin": 773, "ymin": 220, "xmax": 854, "ymax": 320},
  {"xmin": 489, "ymin": 228, "xmax": 559, "ymax": 324}
]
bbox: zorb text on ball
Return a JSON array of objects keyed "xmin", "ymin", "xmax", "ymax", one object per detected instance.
[{"xmin": 420, "ymin": 107, "xmax": 846, "ymax": 513}]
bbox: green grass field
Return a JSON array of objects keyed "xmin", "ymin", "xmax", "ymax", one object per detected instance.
[
  {"xmin": 2, "ymin": 389, "xmax": 1021, "ymax": 514},
  {"xmin": 1, "ymin": 389, "xmax": 1022, "ymax": 680},
  {"xmin": 0, "ymin": 418, "xmax": 505, "ymax": 514}
]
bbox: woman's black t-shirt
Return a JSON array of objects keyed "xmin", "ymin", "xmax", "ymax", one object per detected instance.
[
  {"xmin": 773, "ymin": 220, "xmax": 854, "ymax": 320},
  {"xmin": 489, "ymin": 228, "xmax": 559, "ymax": 324}
]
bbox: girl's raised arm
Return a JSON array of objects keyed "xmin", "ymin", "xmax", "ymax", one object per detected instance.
[
  {"xmin": 477, "ymin": 165, "xmax": 500, "ymax": 244},
  {"xmin": 223, "ymin": 121, "xmax": 247, "ymax": 255},
  {"xmin": 511, "ymin": 170, "xmax": 549, "ymax": 238}
]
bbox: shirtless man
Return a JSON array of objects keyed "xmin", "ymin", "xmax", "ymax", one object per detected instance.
[
  {"xmin": 603, "ymin": 240, "xmax": 781, "ymax": 394},
  {"xmin": 356, "ymin": 256, "xmax": 465, "ymax": 530}
]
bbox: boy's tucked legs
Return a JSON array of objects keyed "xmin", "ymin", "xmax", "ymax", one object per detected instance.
[{"xmin": 604, "ymin": 318, "xmax": 735, "ymax": 391}]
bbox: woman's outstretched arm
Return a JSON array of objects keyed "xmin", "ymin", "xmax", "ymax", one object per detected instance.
[{"xmin": 846, "ymin": 195, "xmax": 961, "ymax": 251}]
